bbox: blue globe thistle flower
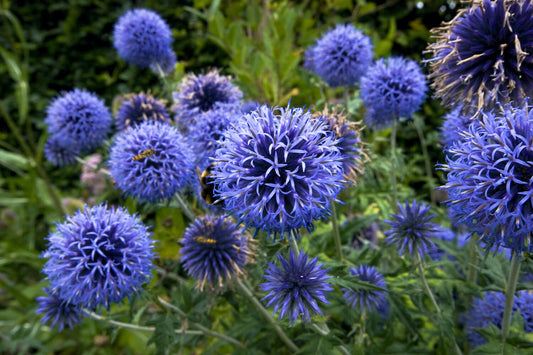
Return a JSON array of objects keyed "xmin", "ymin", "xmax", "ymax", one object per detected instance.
[
  {"xmin": 441, "ymin": 105, "xmax": 533, "ymax": 254},
  {"xmin": 42, "ymin": 204, "xmax": 155, "ymax": 310},
  {"xmin": 310, "ymin": 23, "xmax": 373, "ymax": 87},
  {"xmin": 188, "ymin": 106, "xmax": 241, "ymax": 170},
  {"xmin": 360, "ymin": 57, "xmax": 427, "ymax": 129},
  {"xmin": 303, "ymin": 45, "xmax": 317, "ymax": 74},
  {"xmin": 36, "ymin": 288, "xmax": 83, "ymax": 331},
  {"xmin": 113, "ymin": 9, "xmax": 173, "ymax": 69},
  {"xmin": 45, "ymin": 89, "xmax": 112, "ymax": 152},
  {"xmin": 241, "ymin": 100, "xmax": 260, "ymax": 114},
  {"xmin": 384, "ymin": 200, "xmax": 442, "ymax": 257},
  {"xmin": 516, "ymin": 290, "xmax": 533, "ymax": 332},
  {"xmin": 150, "ymin": 48, "xmax": 177, "ymax": 75},
  {"xmin": 180, "ymin": 215, "xmax": 253, "ymax": 290},
  {"xmin": 320, "ymin": 108, "xmax": 366, "ymax": 183},
  {"xmin": 342, "ymin": 265, "xmax": 387, "ymax": 313},
  {"xmin": 213, "ymin": 105, "xmax": 345, "ymax": 240},
  {"xmin": 260, "ymin": 250, "xmax": 332, "ymax": 325},
  {"xmin": 440, "ymin": 107, "xmax": 472, "ymax": 147},
  {"xmin": 427, "ymin": 0, "xmax": 533, "ymax": 114},
  {"xmin": 172, "ymin": 70, "xmax": 243, "ymax": 132},
  {"xmin": 44, "ymin": 136, "xmax": 80, "ymax": 167},
  {"xmin": 465, "ymin": 291, "xmax": 509, "ymax": 347},
  {"xmin": 109, "ymin": 121, "xmax": 194, "ymax": 202},
  {"xmin": 115, "ymin": 92, "xmax": 170, "ymax": 132}
]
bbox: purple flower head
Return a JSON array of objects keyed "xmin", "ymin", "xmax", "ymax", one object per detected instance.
[
  {"xmin": 361, "ymin": 57, "xmax": 427, "ymax": 129},
  {"xmin": 172, "ymin": 69, "xmax": 243, "ymax": 132},
  {"xmin": 109, "ymin": 121, "xmax": 194, "ymax": 202},
  {"xmin": 45, "ymin": 89, "xmax": 112, "ymax": 152},
  {"xmin": 440, "ymin": 105, "xmax": 533, "ymax": 255},
  {"xmin": 44, "ymin": 135, "xmax": 80, "ymax": 167},
  {"xmin": 179, "ymin": 215, "xmax": 253, "ymax": 290},
  {"xmin": 42, "ymin": 204, "xmax": 155, "ymax": 310},
  {"xmin": 384, "ymin": 200, "xmax": 442, "ymax": 257},
  {"xmin": 465, "ymin": 291, "xmax": 509, "ymax": 347},
  {"xmin": 440, "ymin": 107, "xmax": 473, "ymax": 147},
  {"xmin": 113, "ymin": 9, "xmax": 173, "ymax": 69},
  {"xmin": 320, "ymin": 108, "xmax": 366, "ymax": 183},
  {"xmin": 213, "ymin": 105, "xmax": 345, "ymax": 240},
  {"xmin": 342, "ymin": 265, "xmax": 387, "ymax": 313},
  {"xmin": 260, "ymin": 250, "xmax": 332, "ymax": 325},
  {"xmin": 310, "ymin": 23, "xmax": 373, "ymax": 87},
  {"xmin": 115, "ymin": 92, "xmax": 170, "ymax": 132},
  {"xmin": 427, "ymin": 0, "xmax": 533, "ymax": 114},
  {"xmin": 36, "ymin": 288, "xmax": 83, "ymax": 331}
]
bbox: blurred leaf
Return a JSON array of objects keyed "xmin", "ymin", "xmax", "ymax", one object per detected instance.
[{"xmin": 0, "ymin": 149, "xmax": 29, "ymax": 173}]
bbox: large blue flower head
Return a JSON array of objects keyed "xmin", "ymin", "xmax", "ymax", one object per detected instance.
[
  {"xmin": 44, "ymin": 136, "xmax": 80, "ymax": 167},
  {"xmin": 188, "ymin": 106, "xmax": 241, "ymax": 170},
  {"xmin": 342, "ymin": 265, "xmax": 388, "ymax": 313},
  {"xmin": 361, "ymin": 56, "xmax": 427, "ymax": 129},
  {"xmin": 213, "ymin": 104, "xmax": 345, "ymax": 240},
  {"xmin": 384, "ymin": 200, "xmax": 442, "ymax": 257},
  {"xmin": 441, "ymin": 105, "xmax": 533, "ymax": 254},
  {"xmin": 319, "ymin": 107, "xmax": 366, "ymax": 183},
  {"xmin": 42, "ymin": 204, "xmax": 155, "ymax": 310},
  {"xmin": 172, "ymin": 69, "xmax": 243, "ymax": 132},
  {"xmin": 113, "ymin": 8, "xmax": 174, "ymax": 69},
  {"xmin": 45, "ymin": 89, "xmax": 112, "ymax": 152},
  {"xmin": 115, "ymin": 92, "xmax": 170, "ymax": 132},
  {"xmin": 179, "ymin": 215, "xmax": 253, "ymax": 290},
  {"xmin": 440, "ymin": 106, "xmax": 472, "ymax": 147},
  {"xmin": 427, "ymin": 0, "xmax": 533, "ymax": 114},
  {"xmin": 109, "ymin": 121, "xmax": 194, "ymax": 202},
  {"xmin": 260, "ymin": 250, "xmax": 332, "ymax": 325},
  {"xmin": 309, "ymin": 23, "xmax": 373, "ymax": 87},
  {"xmin": 36, "ymin": 288, "xmax": 83, "ymax": 331}
]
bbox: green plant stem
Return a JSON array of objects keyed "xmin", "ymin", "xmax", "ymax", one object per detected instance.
[
  {"xmin": 173, "ymin": 192, "xmax": 195, "ymax": 221},
  {"xmin": 466, "ymin": 234, "xmax": 480, "ymax": 285},
  {"xmin": 412, "ymin": 117, "xmax": 436, "ymax": 205},
  {"xmin": 343, "ymin": 88, "xmax": 350, "ymax": 115},
  {"xmin": 390, "ymin": 120, "xmax": 398, "ymax": 206},
  {"xmin": 331, "ymin": 201, "xmax": 344, "ymax": 261},
  {"xmin": 157, "ymin": 297, "xmax": 246, "ymax": 348},
  {"xmin": 235, "ymin": 279, "xmax": 299, "ymax": 352},
  {"xmin": 357, "ymin": 309, "xmax": 366, "ymax": 355},
  {"xmin": 289, "ymin": 230, "xmax": 300, "ymax": 257},
  {"xmin": 75, "ymin": 156, "xmax": 111, "ymax": 176},
  {"xmin": 1, "ymin": 103, "xmax": 66, "ymax": 215},
  {"xmin": 83, "ymin": 310, "xmax": 202, "ymax": 335},
  {"xmin": 310, "ymin": 322, "xmax": 350, "ymax": 355},
  {"xmin": 502, "ymin": 251, "xmax": 521, "ymax": 346}
]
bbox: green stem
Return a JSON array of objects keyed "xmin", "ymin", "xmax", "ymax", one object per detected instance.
[
  {"xmin": 289, "ymin": 230, "xmax": 300, "ymax": 257},
  {"xmin": 343, "ymin": 88, "xmax": 350, "ymax": 116},
  {"xmin": 157, "ymin": 297, "xmax": 246, "ymax": 348},
  {"xmin": 75, "ymin": 156, "xmax": 111, "ymax": 176},
  {"xmin": 310, "ymin": 322, "xmax": 350, "ymax": 355},
  {"xmin": 235, "ymin": 279, "xmax": 299, "ymax": 352},
  {"xmin": 357, "ymin": 309, "xmax": 366, "ymax": 355},
  {"xmin": 83, "ymin": 310, "xmax": 202, "ymax": 335},
  {"xmin": 331, "ymin": 201, "xmax": 344, "ymax": 261},
  {"xmin": 173, "ymin": 193, "xmax": 195, "ymax": 221},
  {"xmin": 502, "ymin": 251, "xmax": 521, "ymax": 346},
  {"xmin": 390, "ymin": 120, "xmax": 398, "ymax": 206},
  {"xmin": 466, "ymin": 234, "xmax": 480, "ymax": 285},
  {"xmin": 412, "ymin": 117, "xmax": 436, "ymax": 205},
  {"xmin": 416, "ymin": 252, "xmax": 441, "ymax": 315}
]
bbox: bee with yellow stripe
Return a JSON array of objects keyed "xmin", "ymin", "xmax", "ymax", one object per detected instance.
[
  {"xmin": 132, "ymin": 148, "xmax": 156, "ymax": 161},
  {"xmin": 194, "ymin": 236, "xmax": 217, "ymax": 244}
]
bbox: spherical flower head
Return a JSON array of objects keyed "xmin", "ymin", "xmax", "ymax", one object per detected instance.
[
  {"xmin": 45, "ymin": 89, "xmax": 112, "ymax": 152},
  {"xmin": 427, "ymin": 0, "xmax": 533, "ymax": 114},
  {"xmin": 172, "ymin": 69, "xmax": 243, "ymax": 132},
  {"xmin": 80, "ymin": 154, "xmax": 107, "ymax": 195},
  {"xmin": 303, "ymin": 45, "xmax": 318, "ymax": 74},
  {"xmin": 113, "ymin": 8, "xmax": 173, "ymax": 68},
  {"xmin": 361, "ymin": 56, "xmax": 427, "ymax": 129},
  {"xmin": 384, "ymin": 200, "xmax": 441, "ymax": 257},
  {"xmin": 109, "ymin": 121, "xmax": 194, "ymax": 202},
  {"xmin": 311, "ymin": 23, "xmax": 373, "ymax": 87},
  {"xmin": 440, "ymin": 106, "xmax": 472, "ymax": 147},
  {"xmin": 213, "ymin": 105, "xmax": 345, "ymax": 240},
  {"xmin": 319, "ymin": 108, "xmax": 367, "ymax": 183},
  {"xmin": 188, "ymin": 106, "xmax": 241, "ymax": 170},
  {"xmin": 115, "ymin": 92, "xmax": 170, "ymax": 132},
  {"xmin": 42, "ymin": 204, "xmax": 155, "ymax": 310},
  {"xmin": 441, "ymin": 105, "xmax": 533, "ymax": 254},
  {"xmin": 36, "ymin": 288, "xmax": 83, "ymax": 331},
  {"xmin": 260, "ymin": 250, "xmax": 332, "ymax": 325},
  {"xmin": 44, "ymin": 135, "xmax": 80, "ymax": 167},
  {"xmin": 180, "ymin": 215, "xmax": 253, "ymax": 290},
  {"xmin": 342, "ymin": 265, "xmax": 387, "ymax": 313}
]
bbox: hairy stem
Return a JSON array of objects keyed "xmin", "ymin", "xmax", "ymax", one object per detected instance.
[
  {"xmin": 289, "ymin": 230, "xmax": 300, "ymax": 257},
  {"xmin": 173, "ymin": 192, "xmax": 195, "ymax": 221}
]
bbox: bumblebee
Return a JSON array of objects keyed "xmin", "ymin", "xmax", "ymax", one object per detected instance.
[
  {"xmin": 132, "ymin": 148, "xmax": 156, "ymax": 161},
  {"xmin": 197, "ymin": 163, "xmax": 217, "ymax": 205}
]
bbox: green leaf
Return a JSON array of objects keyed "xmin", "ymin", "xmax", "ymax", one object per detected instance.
[
  {"xmin": 0, "ymin": 149, "xmax": 29, "ymax": 173},
  {"xmin": 0, "ymin": 45, "xmax": 23, "ymax": 82}
]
